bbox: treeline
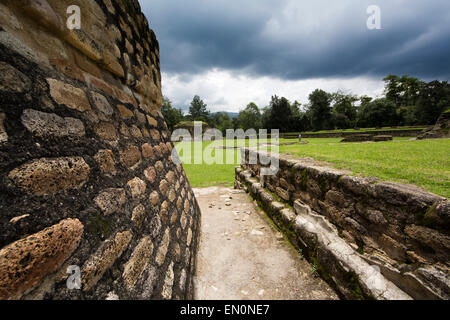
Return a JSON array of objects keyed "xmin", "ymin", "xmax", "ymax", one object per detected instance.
[{"xmin": 162, "ymin": 75, "xmax": 450, "ymax": 133}]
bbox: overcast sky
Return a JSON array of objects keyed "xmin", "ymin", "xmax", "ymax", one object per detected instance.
[{"xmin": 139, "ymin": 0, "xmax": 450, "ymax": 113}]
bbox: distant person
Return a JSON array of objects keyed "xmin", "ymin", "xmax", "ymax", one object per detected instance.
[{"xmin": 298, "ymin": 134, "xmax": 302, "ymax": 143}]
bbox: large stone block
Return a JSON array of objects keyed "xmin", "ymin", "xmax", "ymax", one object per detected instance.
[
  {"xmin": 21, "ymin": 109, "xmax": 85, "ymax": 138},
  {"xmin": 8, "ymin": 157, "xmax": 90, "ymax": 195},
  {"xmin": 82, "ymin": 231, "xmax": 132, "ymax": 292},
  {"xmin": 47, "ymin": 78, "xmax": 91, "ymax": 112},
  {"xmin": 0, "ymin": 218, "xmax": 83, "ymax": 300}
]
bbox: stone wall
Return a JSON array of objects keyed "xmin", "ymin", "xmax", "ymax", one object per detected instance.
[
  {"xmin": 0, "ymin": 0, "xmax": 200, "ymax": 300},
  {"xmin": 236, "ymin": 148, "xmax": 449, "ymax": 300}
]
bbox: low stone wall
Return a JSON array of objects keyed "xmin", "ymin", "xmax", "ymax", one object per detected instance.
[
  {"xmin": 0, "ymin": 0, "xmax": 200, "ymax": 300},
  {"xmin": 236, "ymin": 148, "xmax": 449, "ymax": 300},
  {"xmin": 283, "ymin": 129, "xmax": 425, "ymax": 139}
]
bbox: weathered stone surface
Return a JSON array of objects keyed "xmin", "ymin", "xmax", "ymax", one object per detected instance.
[
  {"xmin": 49, "ymin": 58, "xmax": 84, "ymax": 82},
  {"xmin": 120, "ymin": 146, "xmax": 142, "ymax": 168},
  {"xmin": 131, "ymin": 204, "xmax": 146, "ymax": 229},
  {"xmin": 147, "ymin": 115, "xmax": 158, "ymax": 127},
  {"xmin": 94, "ymin": 122, "xmax": 118, "ymax": 141},
  {"xmin": 160, "ymin": 179, "xmax": 169, "ymax": 196},
  {"xmin": 149, "ymin": 191, "xmax": 159, "ymax": 206},
  {"xmin": 168, "ymin": 188, "xmax": 176, "ymax": 203},
  {"xmin": 115, "ymin": 88, "xmax": 136, "ymax": 106},
  {"xmin": 156, "ymin": 228, "xmax": 170, "ymax": 266},
  {"xmin": 0, "ymin": 113, "xmax": 7, "ymax": 144},
  {"xmin": 21, "ymin": 109, "xmax": 85, "ymax": 138},
  {"xmin": 162, "ymin": 262, "xmax": 174, "ymax": 299},
  {"xmin": 142, "ymin": 143, "xmax": 154, "ymax": 158},
  {"xmin": 276, "ymin": 187, "xmax": 290, "ymax": 201},
  {"xmin": 65, "ymin": 29, "xmax": 103, "ymax": 61},
  {"xmin": 123, "ymin": 236, "xmax": 153, "ymax": 290},
  {"xmin": 94, "ymin": 149, "xmax": 116, "ymax": 176},
  {"xmin": 150, "ymin": 129, "xmax": 160, "ymax": 141},
  {"xmin": 0, "ymin": 218, "xmax": 83, "ymax": 300},
  {"xmin": 0, "ymin": 62, "xmax": 31, "ymax": 93},
  {"xmin": 127, "ymin": 177, "xmax": 146, "ymax": 199},
  {"xmin": 22, "ymin": 0, "xmax": 64, "ymax": 33},
  {"xmin": 187, "ymin": 228, "xmax": 193, "ymax": 247},
  {"xmin": 117, "ymin": 104, "xmax": 134, "ymax": 119},
  {"xmin": 47, "ymin": 78, "xmax": 91, "ymax": 112},
  {"xmin": 8, "ymin": 157, "xmax": 90, "ymax": 195},
  {"xmin": 94, "ymin": 188, "xmax": 126, "ymax": 215},
  {"xmin": 91, "ymin": 92, "xmax": 113, "ymax": 116},
  {"xmin": 405, "ymin": 225, "xmax": 450, "ymax": 259},
  {"xmin": 82, "ymin": 231, "xmax": 132, "ymax": 292},
  {"xmin": 144, "ymin": 166, "xmax": 156, "ymax": 183}
]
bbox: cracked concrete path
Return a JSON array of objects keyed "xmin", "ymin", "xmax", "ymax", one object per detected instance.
[{"xmin": 193, "ymin": 186, "xmax": 339, "ymax": 300}]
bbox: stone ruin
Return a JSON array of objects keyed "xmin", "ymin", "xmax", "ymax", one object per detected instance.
[{"xmin": 0, "ymin": 0, "xmax": 200, "ymax": 300}]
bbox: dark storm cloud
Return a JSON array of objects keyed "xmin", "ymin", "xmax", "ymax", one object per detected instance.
[{"xmin": 140, "ymin": 0, "xmax": 450, "ymax": 80}]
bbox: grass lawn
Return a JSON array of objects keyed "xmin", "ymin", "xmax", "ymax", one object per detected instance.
[
  {"xmin": 276, "ymin": 137, "xmax": 450, "ymax": 198},
  {"xmin": 176, "ymin": 138, "xmax": 450, "ymax": 198}
]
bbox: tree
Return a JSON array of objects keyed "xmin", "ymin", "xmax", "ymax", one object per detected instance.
[
  {"xmin": 238, "ymin": 102, "xmax": 262, "ymax": 131},
  {"xmin": 161, "ymin": 97, "xmax": 184, "ymax": 131},
  {"xmin": 188, "ymin": 95, "xmax": 210, "ymax": 122},
  {"xmin": 415, "ymin": 80, "xmax": 450, "ymax": 124},
  {"xmin": 264, "ymin": 96, "xmax": 293, "ymax": 132},
  {"xmin": 210, "ymin": 112, "xmax": 233, "ymax": 135},
  {"xmin": 308, "ymin": 89, "xmax": 333, "ymax": 131},
  {"xmin": 383, "ymin": 75, "xmax": 424, "ymax": 108},
  {"xmin": 331, "ymin": 91, "xmax": 358, "ymax": 129},
  {"xmin": 357, "ymin": 98, "xmax": 397, "ymax": 128}
]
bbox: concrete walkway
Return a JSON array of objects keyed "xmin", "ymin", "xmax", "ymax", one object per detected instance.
[{"xmin": 193, "ymin": 186, "xmax": 338, "ymax": 300}]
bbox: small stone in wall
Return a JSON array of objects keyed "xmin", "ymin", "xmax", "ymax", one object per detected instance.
[
  {"xmin": 81, "ymin": 231, "xmax": 132, "ymax": 292},
  {"xmin": 142, "ymin": 143, "xmax": 154, "ymax": 158},
  {"xmin": 159, "ymin": 179, "xmax": 169, "ymax": 196},
  {"xmin": 144, "ymin": 166, "xmax": 156, "ymax": 183},
  {"xmin": 0, "ymin": 113, "xmax": 7, "ymax": 144},
  {"xmin": 187, "ymin": 228, "xmax": 193, "ymax": 247},
  {"xmin": 49, "ymin": 58, "xmax": 85, "ymax": 82},
  {"xmin": 127, "ymin": 177, "xmax": 146, "ymax": 198},
  {"xmin": 162, "ymin": 262, "xmax": 175, "ymax": 299},
  {"xmin": 150, "ymin": 129, "xmax": 160, "ymax": 141},
  {"xmin": 130, "ymin": 125, "xmax": 143, "ymax": 139},
  {"xmin": 122, "ymin": 236, "xmax": 154, "ymax": 290},
  {"xmin": 8, "ymin": 157, "xmax": 90, "ymax": 195},
  {"xmin": 21, "ymin": 109, "xmax": 85, "ymax": 138},
  {"xmin": 94, "ymin": 149, "xmax": 117, "ymax": 176},
  {"xmin": 120, "ymin": 146, "xmax": 142, "ymax": 168},
  {"xmin": 149, "ymin": 191, "xmax": 159, "ymax": 206},
  {"xmin": 131, "ymin": 204, "xmax": 146, "ymax": 229},
  {"xmin": 94, "ymin": 188, "xmax": 126, "ymax": 215},
  {"xmin": 91, "ymin": 92, "xmax": 113, "ymax": 116},
  {"xmin": 94, "ymin": 122, "xmax": 118, "ymax": 141},
  {"xmin": 117, "ymin": 104, "xmax": 134, "ymax": 119},
  {"xmin": 47, "ymin": 78, "xmax": 91, "ymax": 112},
  {"xmin": 156, "ymin": 228, "xmax": 170, "ymax": 266},
  {"xmin": 0, "ymin": 62, "xmax": 31, "ymax": 93}
]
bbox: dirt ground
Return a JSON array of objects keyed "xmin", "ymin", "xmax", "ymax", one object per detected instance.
[{"xmin": 193, "ymin": 186, "xmax": 339, "ymax": 300}]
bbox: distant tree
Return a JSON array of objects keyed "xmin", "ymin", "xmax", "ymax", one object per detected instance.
[
  {"xmin": 308, "ymin": 89, "xmax": 333, "ymax": 131},
  {"xmin": 210, "ymin": 112, "xmax": 233, "ymax": 135},
  {"xmin": 415, "ymin": 80, "xmax": 450, "ymax": 124},
  {"xmin": 188, "ymin": 95, "xmax": 210, "ymax": 122},
  {"xmin": 383, "ymin": 75, "xmax": 424, "ymax": 108},
  {"xmin": 357, "ymin": 98, "xmax": 397, "ymax": 128},
  {"xmin": 264, "ymin": 96, "xmax": 293, "ymax": 132},
  {"xmin": 331, "ymin": 91, "xmax": 358, "ymax": 129},
  {"xmin": 238, "ymin": 102, "xmax": 262, "ymax": 131},
  {"xmin": 161, "ymin": 97, "xmax": 184, "ymax": 131}
]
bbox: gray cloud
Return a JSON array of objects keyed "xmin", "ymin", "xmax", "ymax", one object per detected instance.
[{"xmin": 140, "ymin": 0, "xmax": 450, "ymax": 81}]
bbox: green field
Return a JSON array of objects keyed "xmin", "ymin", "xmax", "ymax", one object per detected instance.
[{"xmin": 177, "ymin": 138, "xmax": 450, "ymax": 198}]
